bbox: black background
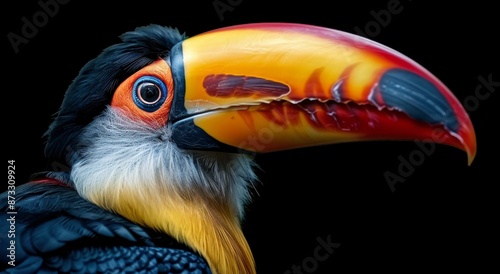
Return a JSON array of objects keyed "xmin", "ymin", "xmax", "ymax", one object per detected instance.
[{"xmin": 4, "ymin": 0, "xmax": 498, "ymax": 273}]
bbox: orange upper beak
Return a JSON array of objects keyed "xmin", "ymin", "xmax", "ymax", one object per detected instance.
[{"xmin": 168, "ymin": 23, "xmax": 476, "ymax": 165}]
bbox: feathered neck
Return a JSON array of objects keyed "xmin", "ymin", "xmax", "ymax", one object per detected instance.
[{"xmin": 68, "ymin": 107, "xmax": 258, "ymax": 274}]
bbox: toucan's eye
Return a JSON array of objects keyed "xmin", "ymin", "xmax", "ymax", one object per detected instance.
[
  {"xmin": 139, "ymin": 83, "xmax": 161, "ymax": 103},
  {"xmin": 133, "ymin": 76, "xmax": 168, "ymax": 112}
]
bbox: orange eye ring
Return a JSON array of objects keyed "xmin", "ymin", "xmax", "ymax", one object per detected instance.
[{"xmin": 111, "ymin": 59, "xmax": 174, "ymax": 127}]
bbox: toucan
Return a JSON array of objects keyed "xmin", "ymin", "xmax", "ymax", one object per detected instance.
[{"xmin": 1, "ymin": 23, "xmax": 476, "ymax": 273}]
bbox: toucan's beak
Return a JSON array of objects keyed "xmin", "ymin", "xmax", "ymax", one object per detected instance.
[{"xmin": 169, "ymin": 23, "xmax": 476, "ymax": 165}]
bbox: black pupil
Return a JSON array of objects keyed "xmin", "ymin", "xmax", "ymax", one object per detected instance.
[{"xmin": 140, "ymin": 83, "xmax": 160, "ymax": 103}]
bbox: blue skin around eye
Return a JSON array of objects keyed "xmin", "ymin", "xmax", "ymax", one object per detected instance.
[{"xmin": 132, "ymin": 76, "xmax": 168, "ymax": 112}]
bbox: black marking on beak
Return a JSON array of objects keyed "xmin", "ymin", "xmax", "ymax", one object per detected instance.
[{"xmin": 375, "ymin": 69, "xmax": 459, "ymax": 132}]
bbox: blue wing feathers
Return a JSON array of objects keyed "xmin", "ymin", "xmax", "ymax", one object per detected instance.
[
  {"xmin": 87, "ymin": 221, "xmax": 115, "ymax": 238},
  {"xmin": 1, "ymin": 182, "xmax": 211, "ymax": 273}
]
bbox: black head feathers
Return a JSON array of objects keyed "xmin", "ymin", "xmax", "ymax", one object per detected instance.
[{"xmin": 44, "ymin": 24, "xmax": 186, "ymax": 166}]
